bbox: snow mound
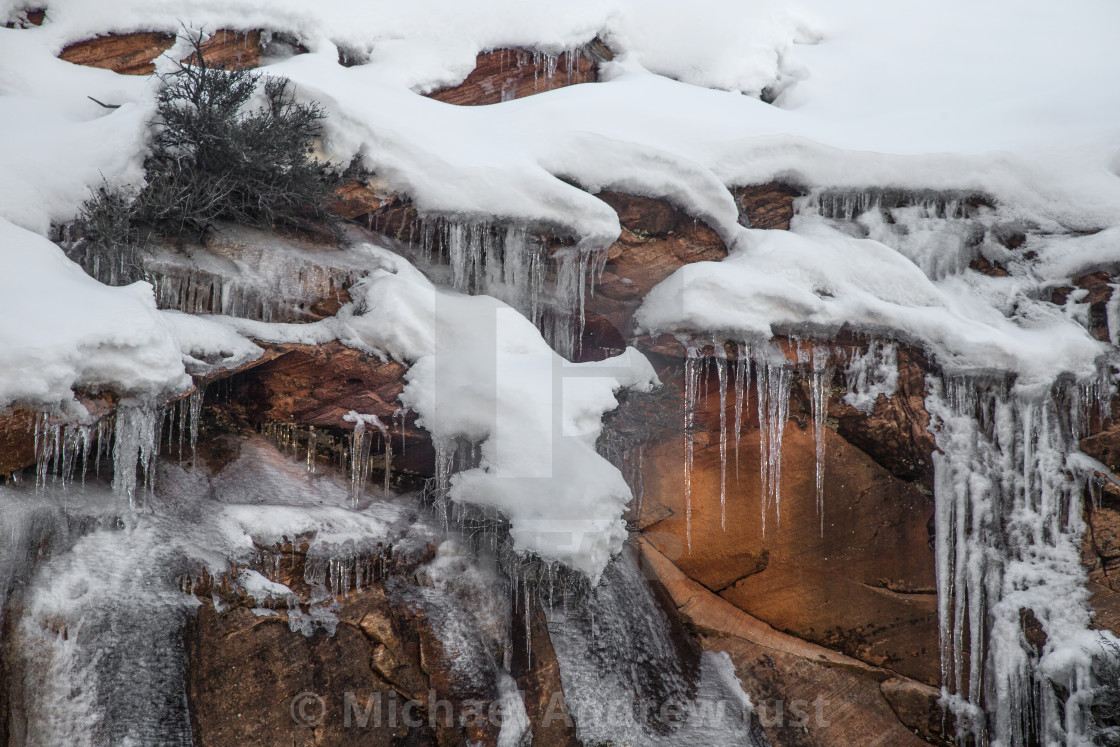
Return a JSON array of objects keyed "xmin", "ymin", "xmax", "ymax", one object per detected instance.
[{"xmin": 0, "ymin": 218, "xmax": 189, "ymax": 411}]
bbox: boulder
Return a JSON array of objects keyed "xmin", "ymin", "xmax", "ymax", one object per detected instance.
[
  {"xmin": 0, "ymin": 410, "xmax": 34, "ymax": 479},
  {"xmin": 830, "ymin": 346, "xmax": 936, "ymax": 486},
  {"xmin": 224, "ymin": 341, "xmax": 433, "ymax": 477},
  {"xmin": 589, "ymin": 191, "xmax": 728, "ymax": 340}
]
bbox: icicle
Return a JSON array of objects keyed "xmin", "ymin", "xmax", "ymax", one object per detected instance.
[
  {"xmin": 382, "ymin": 435, "xmax": 392, "ymax": 492},
  {"xmin": 177, "ymin": 398, "xmax": 186, "ymax": 463},
  {"xmin": 1107, "ymin": 282, "xmax": 1120, "ymax": 346},
  {"xmin": 187, "ymin": 385, "xmax": 205, "ymax": 458},
  {"xmin": 810, "ymin": 346, "xmax": 834, "ymax": 537},
  {"xmin": 681, "ymin": 341, "xmax": 703, "ymax": 552},
  {"xmin": 714, "ymin": 344, "xmax": 729, "ymax": 530},
  {"xmin": 733, "ymin": 343, "xmax": 748, "ymax": 481},
  {"xmin": 753, "ymin": 346, "xmax": 792, "ymax": 533},
  {"xmin": 343, "ymin": 411, "xmax": 391, "ymax": 501},
  {"xmin": 306, "ymin": 426, "xmax": 317, "ymax": 474},
  {"xmin": 111, "ymin": 405, "xmax": 159, "ymax": 509}
]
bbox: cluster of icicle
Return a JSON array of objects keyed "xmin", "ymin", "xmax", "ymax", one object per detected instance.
[
  {"xmin": 678, "ymin": 338, "xmax": 870, "ymax": 548},
  {"xmin": 807, "ymin": 187, "xmax": 1001, "ymax": 280},
  {"xmin": 64, "ymin": 241, "xmax": 360, "ymax": 323},
  {"xmin": 32, "ymin": 387, "xmax": 206, "ymax": 507},
  {"xmin": 344, "ymin": 411, "xmax": 394, "ymax": 501},
  {"xmin": 929, "ymin": 372, "xmax": 1115, "ymax": 746},
  {"xmin": 390, "ymin": 216, "xmax": 608, "ymax": 358},
  {"xmin": 261, "ymin": 412, "xmax": 406, "ymax": 503},
  {"xmin": 150, "ymin": 268, "xmax": 357, "ymax": 323},
  {"xmin": 485, "ymin": 46, "xmax": 597, "ymax": 102}
]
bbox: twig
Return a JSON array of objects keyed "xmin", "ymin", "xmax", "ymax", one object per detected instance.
[{"xmin": 87, "ymin": 96, "xmax": 120, "ymax": 109}]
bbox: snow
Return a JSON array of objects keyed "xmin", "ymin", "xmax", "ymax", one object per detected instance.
[
  {"xmin": 636, "ymin": 225, "xmax": 1108, "ymax": 390},
  {"xmin": 0, "ymin": 219, "xmax": 189, "ymax": 411},
  {"xmin": 160, "ymin": 311, "xmax": 263, "ymax": 376}
]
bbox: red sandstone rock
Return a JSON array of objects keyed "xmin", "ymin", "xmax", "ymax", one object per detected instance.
[
  {"xmin": 636, "ymin": 538, "xmax": 935, "ymax": 747},
  {"xmin": 830, "ymin": 346, "xmax": 936, "ymax": 486},
  {"xmin": 225, "ymin": 341, "xmax": 432, "ymax": 476},
  {"xmin": 0, "ymin": 409, "xmax": 35, "ymax": 479},
  {"xmin": 427, "ymin": 45, "xmax": 601, "ymax": 106},
  {"xmin": 637, "ymin": 357, "xmax": 941, "ymax": 685},
  {"xmin": 328, "ymin": 181, "xmax": 394, "ymax": 221},
  {"xmin": 880, "ymin": 676, "xmax": 954, "ymax": 746},
  {"xmin": 59, "ymin": 29, "xmax": 265, "ymax": 75},
  {"xmin": 732, "ymin": 183, "xmax": 803, "ymax": 230},
  {"xmin": 588, "ymin": 191, "xmax": 728, "ymax": 341},
  {"xmin": 3, "ymin": 8, "xmax": 44, "ymax": 28}
]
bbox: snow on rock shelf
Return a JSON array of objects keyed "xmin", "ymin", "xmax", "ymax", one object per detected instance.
[
  {"xmin": 216, "ymin": 245, "xmax": 659, "ymax": 579},
  {"xmin": 0, "ymin": 218, "xmax": 190, "ymax": 412},
  {"xmin": 4, "ymin": 0, "xmax": 1120, "ymax": 744}
]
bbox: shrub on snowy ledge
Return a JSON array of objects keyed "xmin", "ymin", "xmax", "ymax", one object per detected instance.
[{"xmin": 74, "ymin": 29, "xmax": 351, "ymax": 252}]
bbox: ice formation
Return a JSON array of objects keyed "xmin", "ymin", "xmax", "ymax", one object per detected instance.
[
  {"xmin": 809, "ymin": 346, "xmax": 832, "ymax": 535},
  {"xmin": 842, "ymin": 340, "xmax": 897, "ymax": 415},
  {"xmin": 546, "ymin": 547, "xmax": 763, "ymax": 746},
  {"xmin": 681, "ymin": 341, "xmax": 702, "ymax": 549},
  {"xmin": 2, "ymin": 0, "xmax": 1120, "ymax": 742},
  {"xmin": 928, "ymin": 377, "xmax": 1117, "ymax": 746},
  {"xmin": 215, "ymin": 246, "xmax": 657, "ymax": 579}
]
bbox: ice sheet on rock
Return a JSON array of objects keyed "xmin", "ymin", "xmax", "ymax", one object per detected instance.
[
  {"xmin": 842, "ymin": 340, "xmax": 897, "ymax": 415},
  {"xmin": 1, "ymin": 431, "xmax": 433, "ymax": 745},
  {"xmin": 407, "ymin": 540, "xmax": 512, "ymax": 696},
  {"xmin": 238, "ymin": 569, "xmax": 296, "ymax": 603},
  {"xmin": 928, "ymin": 377, "xmax": 1109, "ymax": 746},
  {"xmin": 10, "ymin": 494, "xmax": 198, "ymax": 746},
  {"xmin": 637, "ymin": 225, "xmax": 1107, "ymax": 389},
  {"xmin": 547, "ymin": 548, "xmax": 763, "ymax": 746}
]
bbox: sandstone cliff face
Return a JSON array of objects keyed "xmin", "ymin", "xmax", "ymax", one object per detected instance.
[
  {"xmin": 635, "ymin": 349, "xmax": 940, "ymax": 686},
  {"xmin": 184, "ymin": 536, "xmax": 571, "ymax": 747},
  {"xmin": 8, "ymin": 34, "xmax": 1120, "ymax": 747}
]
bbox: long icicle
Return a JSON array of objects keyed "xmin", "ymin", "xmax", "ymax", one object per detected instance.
[
  {"xmin": 756, "ymin": 349, "xmax": 770, "ymax": 536},
  {"xmin": 715, "ymin": 343, "xmax": 729, "ymax": 530},
  {"xmin": 682, "ymin": 341, "xmax": 703, "ymax": 551},
  {"xmin": 755, "ymin": 345, "xmax": 792, "ymax": 533},
  {"xmin": 733, "ymin": 343, "xmax": 748, "ymax": 482},
  {"xmin": 810, "ymin": 346, "xmax": 833, "ymax": 537}
]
